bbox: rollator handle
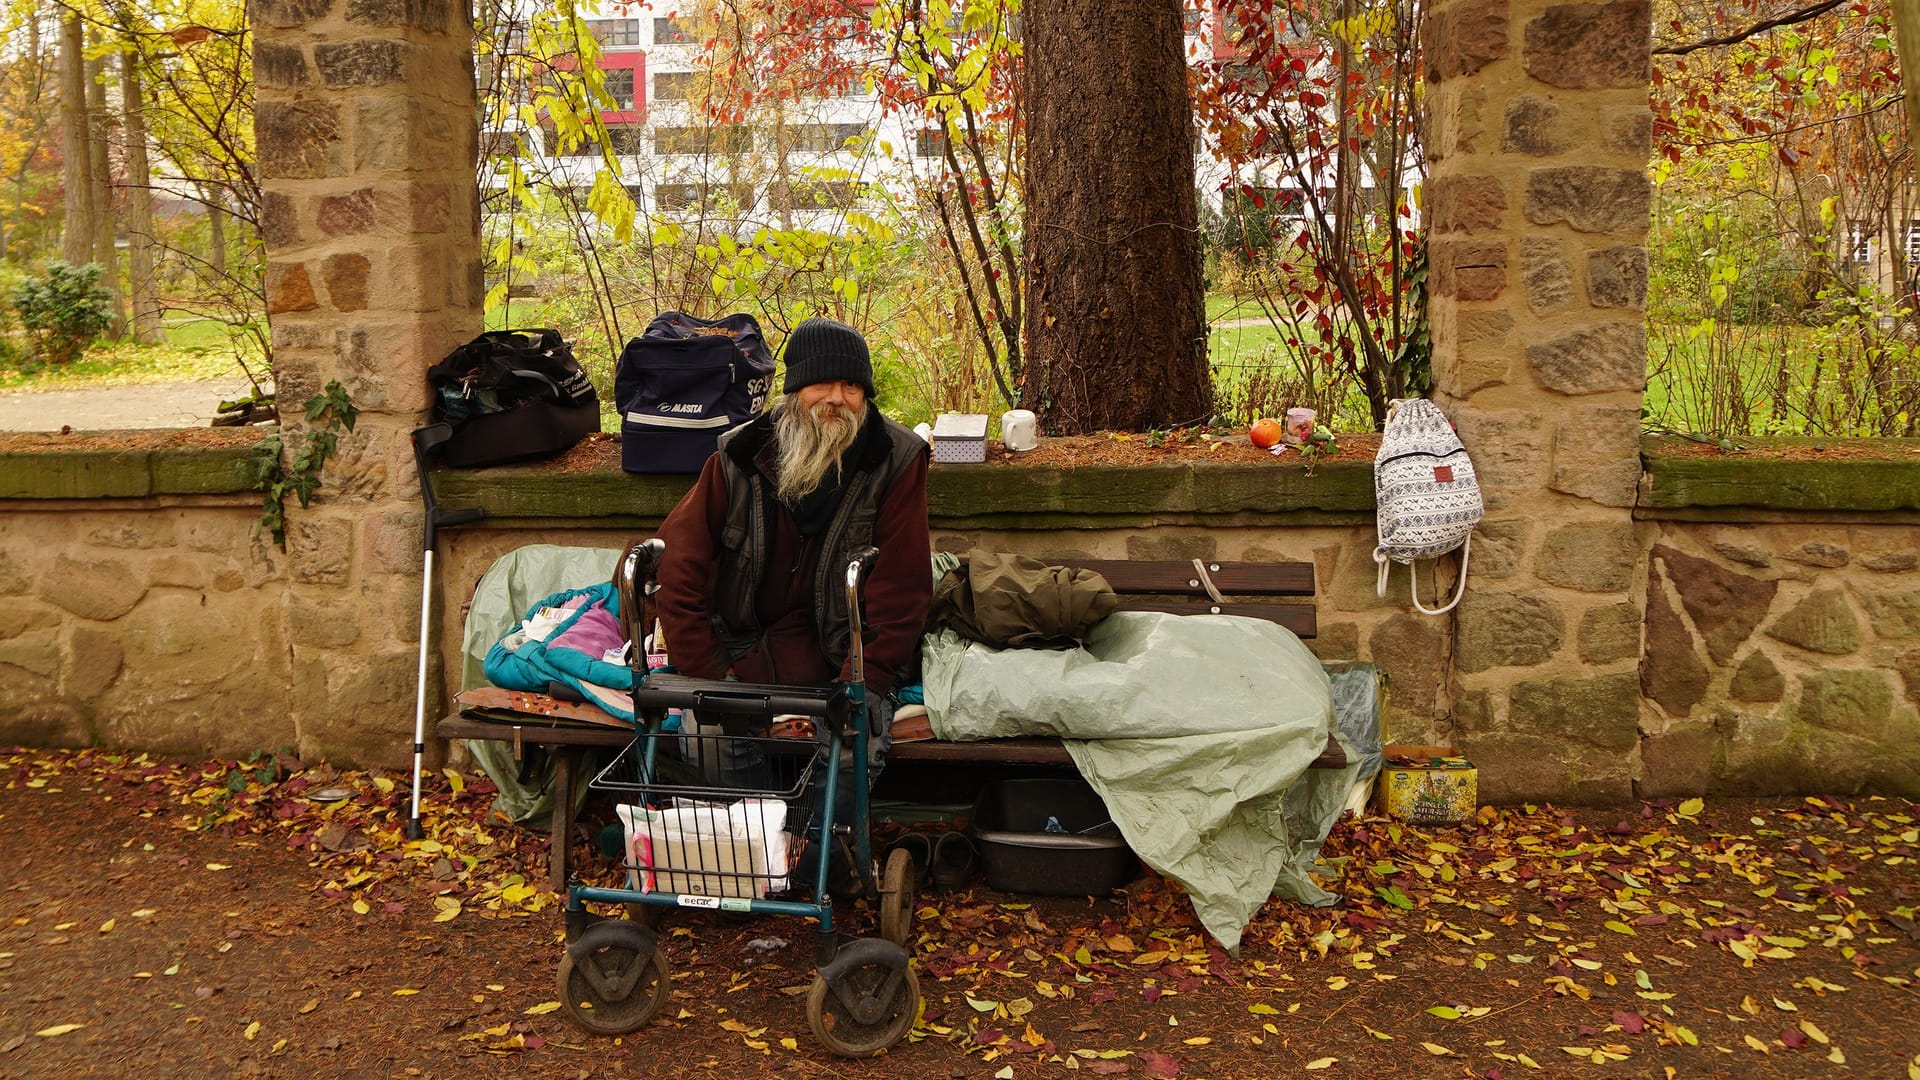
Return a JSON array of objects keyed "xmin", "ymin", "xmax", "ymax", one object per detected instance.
[
  {"xmin": 843, "ymin": 546, "xmax": 879, "ymax": 687},
  {"xmin": 617, "ymin": 538, "xmax": 666, "ymax": 672}
]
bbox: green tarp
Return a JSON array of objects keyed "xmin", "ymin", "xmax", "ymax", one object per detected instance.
[{"xmin": 921, "ymin": 612, "xmax": 1360, "ymax": 952}]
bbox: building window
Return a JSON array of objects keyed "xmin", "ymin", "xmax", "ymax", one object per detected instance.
[
  {"xmin": 773, "ymin": 180, "xmax": 859, "ymax": 212},
  {"xmin": 603, "ymin": 68, "xmax": 635, "ymax": 110},
  {"xmin": 1905, "ymin": 218, "xmax": 1920, "ymax": 265},
  {"xmin": 654, "ymin": 17, "xmax": 695, "ymax": 44},
  {"xmin": 1845, "ymin": 223, "xmax": 1872, "ymax": 268},
  {"xmin": 656, "ymin": 182, "xmax": 754, "ymax": 212},
  {"xmin": 656, "ymin": 125, "xmax": 752, "ymax": 155},
  {"xmin": 653, "ymin": 71, "xmax": 698, "ymax": 101},
  {"xmin": 915, "ymin": 128, "xmax": 949, "ymax": 159},
  {"xmin": 788, "ymin": 123, "xmax": 867, "ymax": 152},
  {"xmin": 587, "ymin": 18, "xmax": 639, "ymax": 47},
  {"xmin": 605, "ymin": 123, "xmax": 645, "ymax": 156}
]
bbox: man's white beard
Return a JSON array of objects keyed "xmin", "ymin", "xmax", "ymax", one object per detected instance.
[{"xmin": 774, "ymin": 395, "xmax": 861, "ymax": 504}]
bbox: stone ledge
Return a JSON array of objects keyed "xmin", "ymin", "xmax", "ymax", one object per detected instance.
[
  {"xmin": 430, "ymin": 452, "xmax": 1380, "ymax": 527},
  {"xmin": 0, "ymin": 430, "xmax": 264, "ymax": 500},
  {"xmin": 1639, "ymin": 436, "xmax": 1920, "ymax": 516},
  {"xmin": 11, "ymin": 430, "xmax": 1920, "ymax": 521}
]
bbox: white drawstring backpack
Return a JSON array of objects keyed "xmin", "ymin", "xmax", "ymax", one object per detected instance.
[{"xmin": 1372, "ymin": 398, "xmax": 1483, "ymax": 615}]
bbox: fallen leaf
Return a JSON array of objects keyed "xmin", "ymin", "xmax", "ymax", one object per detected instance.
[
  {"xmin": 205, "ymin": 863, "xmax": 231, "ymax": 871},
  {"xmin": 994, "ymin": 1068, "xmax": 1014, "ymax": 1080},
  {"xmin": 1676, "ymin": 798, "xmax": 1704, "ymax": 817},
  {"xmin": 524, "ymin": 1000, "xmax": 562, "ymax": 1015},
  {"xmin": 1422, "ymin": 1042, "xmax": 1454, "ymax": 1056},
  {"xmin": 1304, "ymin": 1058, "xmax": 1337, "ymax": 1070},
  {"xmin": 34, "ymin": 1024, "xmax": 85, "ymax": 1038},
  {"xmin": 244, "ymin": 1021, "xmax": 261, "ymax": 1041}
]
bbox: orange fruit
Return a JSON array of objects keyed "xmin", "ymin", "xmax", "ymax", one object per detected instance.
[{"xmin": 1249, "ymin": 417, "xmax": 1283, "ymax": 448}]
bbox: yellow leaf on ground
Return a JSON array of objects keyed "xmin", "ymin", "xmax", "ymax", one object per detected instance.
[
  {"xmin": 1677, "ymin": 798, "xmax": 1704, "ymax": 816},
  {"xmin": 205, "ymin": 863, "xmax": 231, "ymax": 871},
  {"xmin": 243, "ymin": 1021, "xmax": 261, "ymax": 1041},
  {"xmin": 443, "ymin": 768, "xmax": 465, "ymax": 793},
  {"xmin": 1421, "ymin": 1042, "xmax": 1453, "ymax": 1056},
  {"xmin": 352, "ymin": 899, "xmax": 370, "ymax": 916},
  {"xmin": 524, "ymin": 1001, "xmax": 561, "ymax": 1015},
  {"xmin": 994, "ymin": 1068, "xmax": 1013, "ymax": 1080},
  {"xmin": 393, "ymin": 989, "xmax": 420, "ymax": 997},
  {"xmin": 35, "ymin": 1024, "xmax": 85, "ymax": 1038},
  {"xmin": 298, "ymin": 999, "xmax": 318, "ymax": 1014},
  {"xmin": 1365, "ymin": 1027, "xmax": 1393, "ymax": 1040},
  {"xmin": 1304, "ymin": 1057, "xmax": 1337, "ymax": 1070},
  {"xmin": 131, "ymin": 909, "xmax": 157, "ymax": 918},
  {"xmin": 1797, "ymin": 1020, "xmax": 1827, "ymax": 1044},
  {"xmin": 1743, "ymin": 1035, "xmax": 1770, "ymax": 1053},
  {"xmin": 1248, "ymin": 1003, "xmax": 1280, "ymax": 1015},
  {"xmin": 1182, "ymin": 1037, "xmax": 1212, "ymax": 1046}
]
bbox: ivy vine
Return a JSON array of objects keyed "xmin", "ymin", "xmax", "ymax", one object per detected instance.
[{"xmin": 248, "ymin": 380, "xmax": 360, "ymax": 549}]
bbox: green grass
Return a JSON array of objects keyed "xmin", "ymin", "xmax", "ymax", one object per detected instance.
[{"xmin": 0, "ymin": 316, "xmax": 263, "ymax": 392}]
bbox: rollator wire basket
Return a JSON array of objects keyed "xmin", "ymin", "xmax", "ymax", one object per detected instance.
[{"xmin": 591, "ymin": 726, "xmax": 822, "ymax": 901}]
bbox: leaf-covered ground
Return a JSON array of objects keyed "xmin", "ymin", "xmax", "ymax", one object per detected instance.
[{"xmin": 2, "ymin": 746, "xmax": 1917, "ymax": 1079}]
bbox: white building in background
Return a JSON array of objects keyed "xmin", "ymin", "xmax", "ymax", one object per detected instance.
[{"xmin": 476, "ymin": 3, "xmax": 1408, "ymax": 233}]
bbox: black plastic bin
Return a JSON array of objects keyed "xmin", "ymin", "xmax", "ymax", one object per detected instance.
[{"xmin": 972, "ymin": 778, "xmax": 1138, "ymax": 895}]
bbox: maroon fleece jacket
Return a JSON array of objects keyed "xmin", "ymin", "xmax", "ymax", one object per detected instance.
[{"xmin": 652, "ymin": 440, "xmax": 932, "ymax": 697}]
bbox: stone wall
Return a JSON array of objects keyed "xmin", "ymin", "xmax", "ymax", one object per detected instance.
[
  {"xmin": 1639, "ymin": 522, "xmax": 1920, "ymax": 796},
  {"xmin": 0, "ymin": 504, "xmax": 292, "ymax": 755},
  {"xmin": 253, "ymin": 0, "xmax": 481, "ymax": 762},
  {"xmin": 5, "ymin": 438, "xmax": 1920, "ymax": 802},
  {"xmin": 1423, "ymin": 0, "xmax": 1652, "ymax": 804}
]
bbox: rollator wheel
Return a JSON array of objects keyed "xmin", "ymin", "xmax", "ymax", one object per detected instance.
[
  {"xmin": 805, "ymin": 954, "xmax": 920, "ymax": 1057},
  {"xmin": 556, "ymin": 921, "xmax": 671, "ymax": 1036},
  {"xmin": 878, "ymin": 848, "xmax": 916, "ymax": 947}
]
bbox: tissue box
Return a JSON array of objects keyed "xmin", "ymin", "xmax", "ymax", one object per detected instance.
[
  {"xmin": 931, "ymin": 413, "xmax": 988, "ymax": 463},
  {"xmin": 1377, "ymin": 745, "xmax": 1477, "ymax": 825}
]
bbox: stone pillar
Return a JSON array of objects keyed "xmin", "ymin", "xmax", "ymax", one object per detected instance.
[
  {"xmin": 1423, "ymin": 0, "xmax": 1652, "ymax": 802},
  {"xmin": 254, "ymin": 0, "xmax": 481, "ymax": 763}
]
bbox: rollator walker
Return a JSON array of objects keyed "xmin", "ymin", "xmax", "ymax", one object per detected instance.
[{"xmin": 556, "ymin": 538, "xmax": 920, "ymax": 1056}]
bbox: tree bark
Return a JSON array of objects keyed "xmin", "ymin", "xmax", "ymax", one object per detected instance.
[
  {"xmin": 1021, "ymin": 0, "xmax": 1207, "ymax": 433},
  {"xmin": 59, "ymin": 13, "xmax": 93, "ymax": 268},
  {"xmin": 85, "ymin": 46, "xmax": 127, "ymax": 337},
  {"xmin": 121, "ymin": 50, "xmax": 164, "ymax": 344},
  {"xmin": 207, "ymin": 189, "xmax": 228, "ymax": 276}
]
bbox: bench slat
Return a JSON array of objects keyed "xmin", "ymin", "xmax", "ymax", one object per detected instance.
[
  {"xmin": 1062, "ymin": 559, "xmax": 1315, "ymax": 596},
  {"xmin": 1116, "ymin": 599, "xmax": 1315, "ymax": 637}
]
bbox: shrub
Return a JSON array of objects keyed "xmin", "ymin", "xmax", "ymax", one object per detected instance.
[{"xmin": 12, "ymin": 262, "xmax": 113, "ymax": 367}]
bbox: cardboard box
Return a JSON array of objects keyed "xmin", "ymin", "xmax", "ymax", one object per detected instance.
[{"xmin": 1377, "ymin": 744, "xmax": 1477, "ymax": 825}]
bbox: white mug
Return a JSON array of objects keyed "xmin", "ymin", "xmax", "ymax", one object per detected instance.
[{"xmin": 1001, "ymin": 409, "xmax": 1038, "ymax": 452}]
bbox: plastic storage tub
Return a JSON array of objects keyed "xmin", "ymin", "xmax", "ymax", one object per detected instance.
[{"xmin": 972, "ymin": 778, "xmax": 1137, "ymax": 895}]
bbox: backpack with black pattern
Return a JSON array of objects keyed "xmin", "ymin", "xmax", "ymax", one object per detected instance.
[{"xmin": 1372, "ymin": 398, "xmax": 1482, "ymax": 614}]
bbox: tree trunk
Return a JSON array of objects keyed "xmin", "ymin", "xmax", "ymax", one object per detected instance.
[
  {"xmin": 85, "ymin": 47, "xmax": 127, "ymax": 337},
  {"xmin": 59, "ymin": 13, "xmax": 92, "ymax": 268},
  {"xmin": 122, "ymin": 51, "xmax": 164, "ymax": 344},
  {"xmin": 207, "ymin": 190, "xmax": 228, "ymax": 276},
  {"xmin": 1020, "ymin": 0, "xmax": 1207, "ymax": 434}
]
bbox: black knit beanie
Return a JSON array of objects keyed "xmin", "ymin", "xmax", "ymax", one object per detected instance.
[{"xmin": 781, "ymin": 317, "xmax": 876, "ymax": 399}]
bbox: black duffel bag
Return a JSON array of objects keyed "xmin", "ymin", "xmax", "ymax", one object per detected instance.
[
  {"xmin": 615, "ymin": 311, "xmax": 775, "ymax": 474},
  {"xmin": 427, "ymin": 328, "xmax": 601, "ymax": 467}
]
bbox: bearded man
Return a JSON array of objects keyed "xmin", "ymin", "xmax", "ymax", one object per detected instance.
[{"xmin": 653, "ymin": 318, "xmax": 932, "ymax": 814}]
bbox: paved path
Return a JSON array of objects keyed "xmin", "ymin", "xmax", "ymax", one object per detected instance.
[{"xmin": 0, "ymin": 379, "xmax": 260, "ymax": 432}]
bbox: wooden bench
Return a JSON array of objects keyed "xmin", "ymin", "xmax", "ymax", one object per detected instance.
[{"xmin": 439, "ymin": 555, "xmax": 1337, "ymax": 890}]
